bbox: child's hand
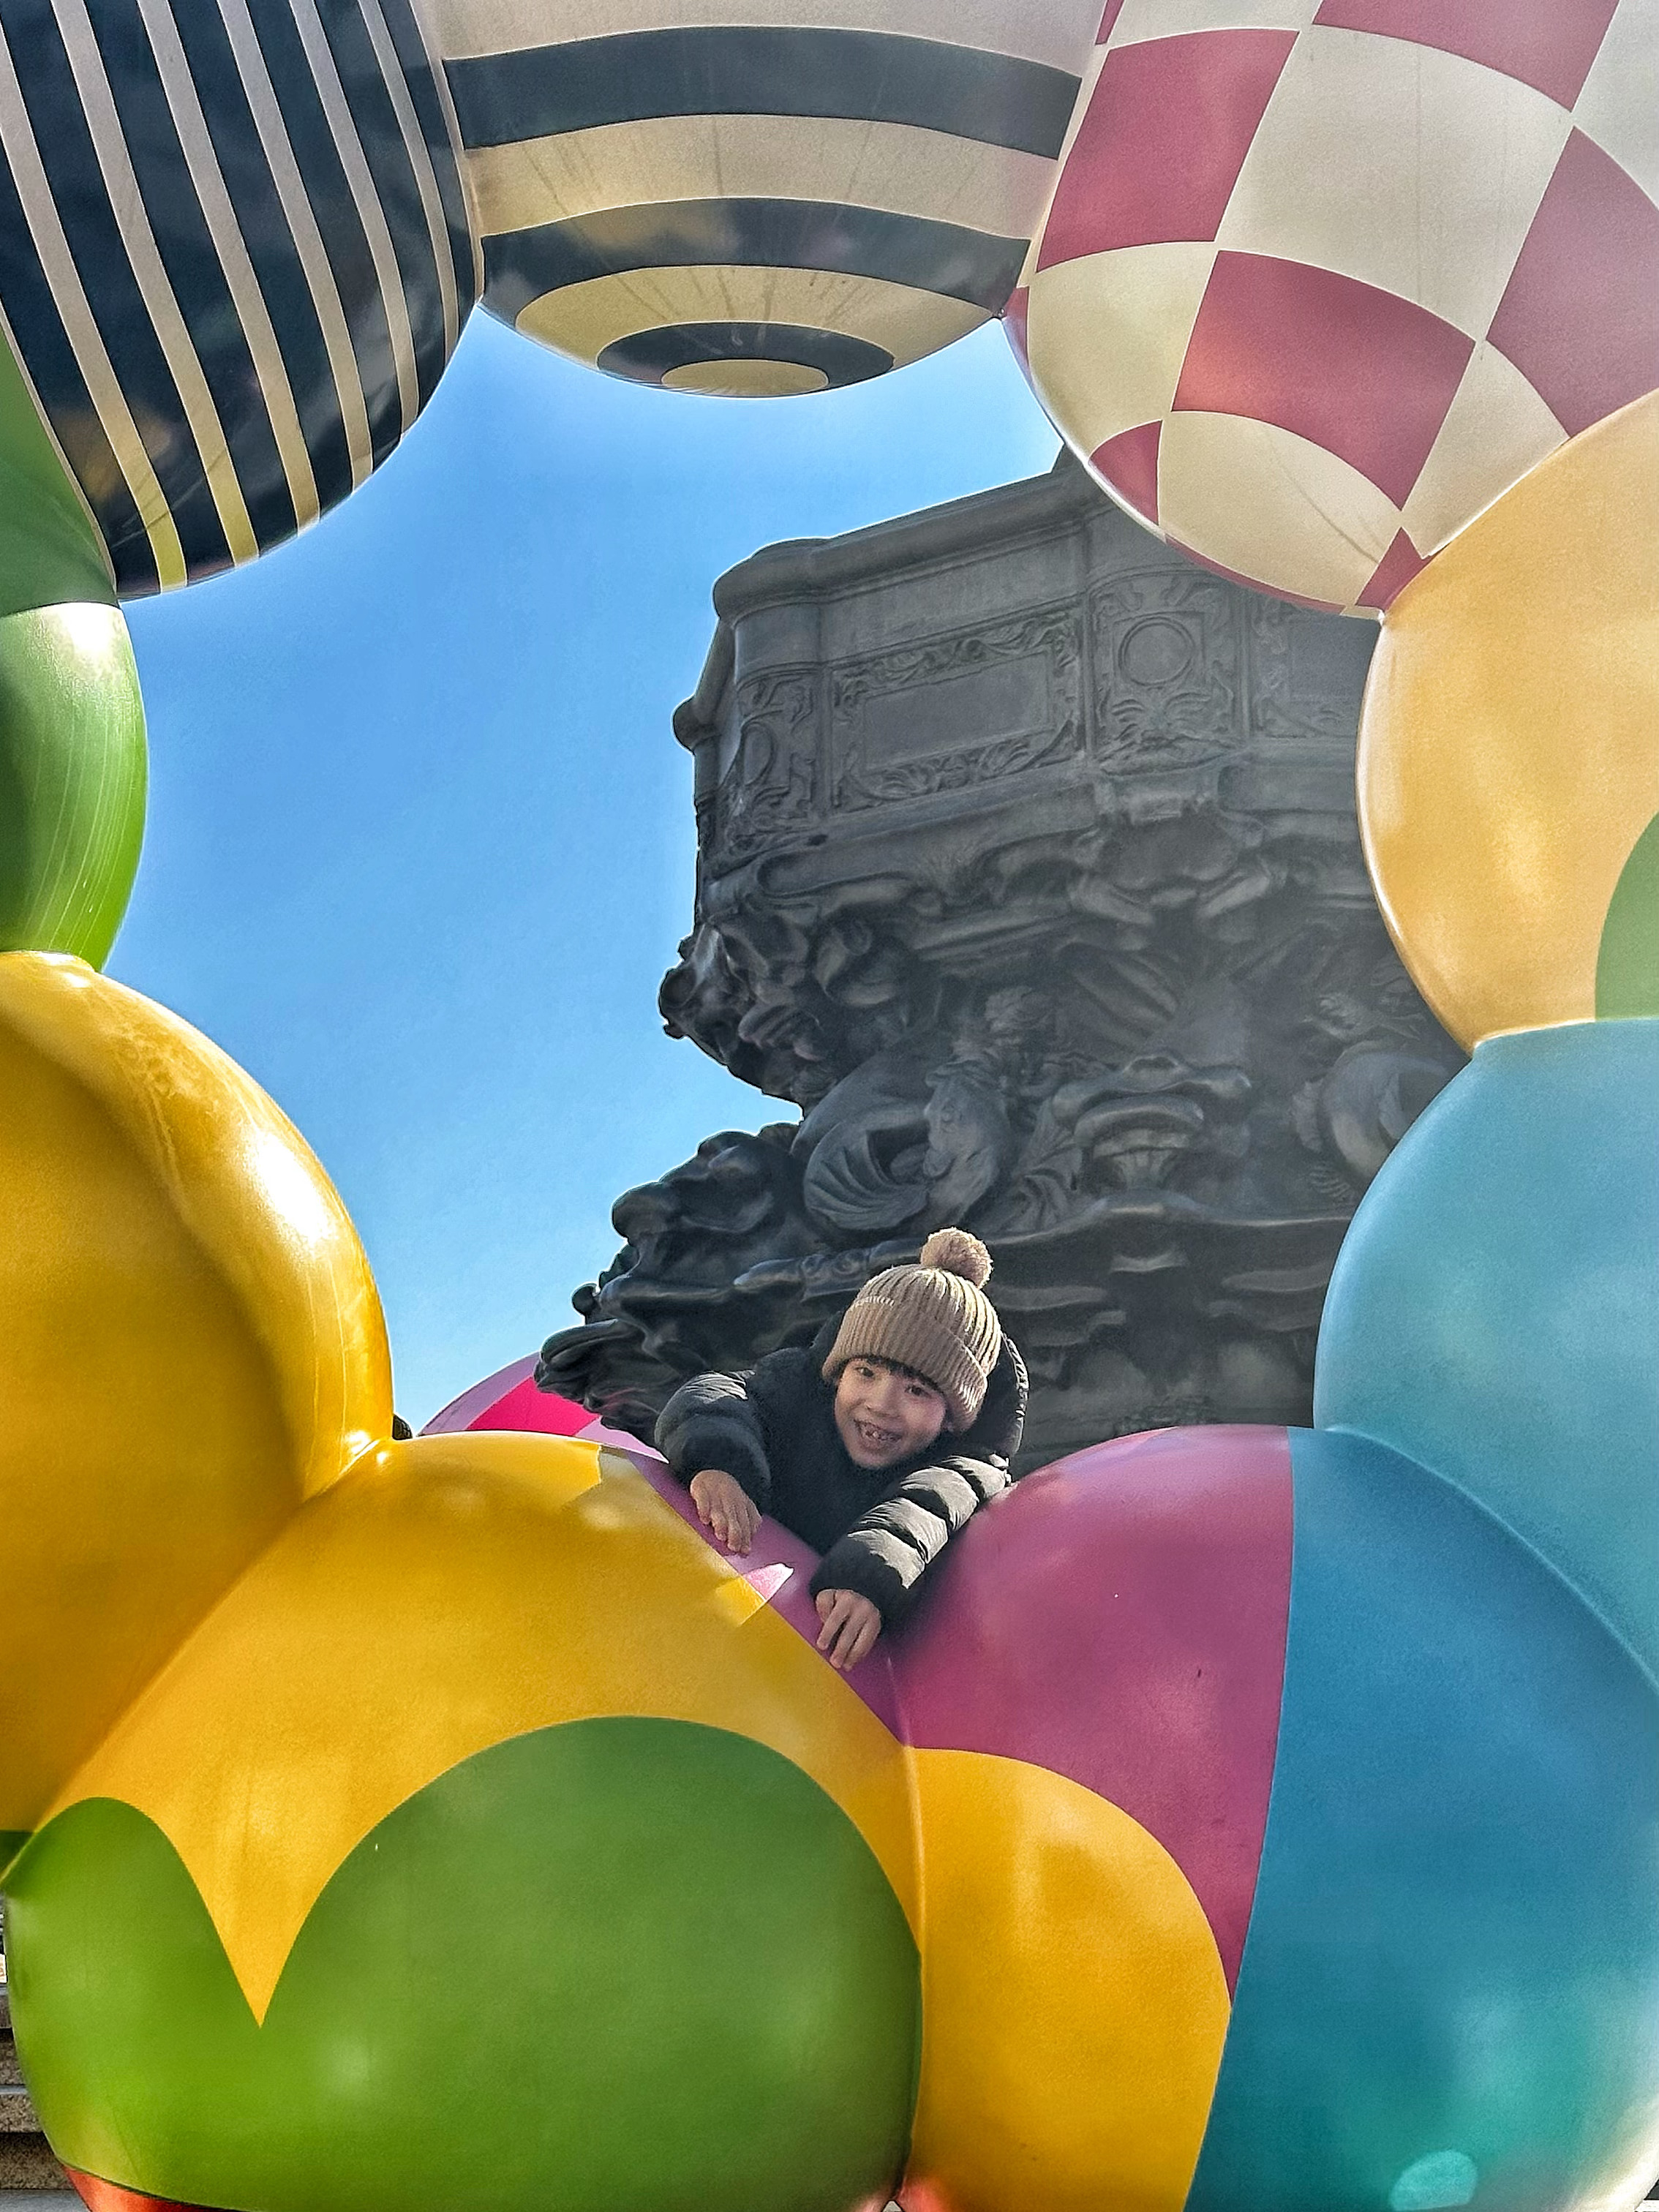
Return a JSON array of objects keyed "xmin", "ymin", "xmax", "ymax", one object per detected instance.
[
  {"xmin": 815, "ymin": 1588, "xmax": 881, "ymax": 1670},
  {"xmin": 689, "ymin": 1469, "xmax": 759, "ymax": 1556}
]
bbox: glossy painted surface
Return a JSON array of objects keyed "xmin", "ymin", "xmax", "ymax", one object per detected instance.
[
  {"xmin": 68, "ymin": 2176, "xmax": 217, "ymax": 2212},
  {"xmin": 1315, "ymin": 1020, "xmax": 1659, "ymax": 1685},
  {"xmin": 428, "ymin": 0, "xmax": 1099, "ymax": 391},
  {"xmin": 889, "ymin": 1426, "xmax": 1293, "ymax": 1995},
  {"xmin": 0, "ymin": 952, "xmax": 391, "ymax": 1835},
  {"xmin": 1600, "ymin": 812, "xmax": 1659, "ymax": 1019},
  {"xmin": 0, "ymin": 308, "xmax": 114, "ymax": 619},
  {"xmin": 12, "ymin": 1723, "xmax": 919, "ymax": 2212},
  {"xmin": 10, "ymin": 1407, "xmax": 1245, "ymax": 2212},
  {"xmin": 901, "ymin": 1748, "xmax": 1229, "ymax": 2212},
  {"xmin": 9, "ymin": 1359, "xmax": 1657, "ymax": 2212},
  {"xmin": 0, "ymin": 604, "xmax": 145, "ymax": 964},
  {"xmin": 45, "ymin": 1434, "xmax": 917, "ymax": 2020},
  {"xmin": 0, "ymin": 0, "xmax": 476, "ymax": 594},
  {"xmin": 419, "ymin": 1353, "xmax": 592, "ymax": 1434},
  {"xmin": 1360, "ymin": 392, "xmax": 1659, "ymax": 1045},
  {"xmin": 0, "ymin": 327, "xmax": 145, "ymax": 962},
  {"xmin": 622, "ymin": 1442, "xmax": 911, "ymax": 1738},
  {"xmin": 1015, "ymin": 1, "xmax": 1657, "ymax": 610},
  {"xmin": 1189, "ymin": 1425, "xmax": 1659, "ymax": 2212}
]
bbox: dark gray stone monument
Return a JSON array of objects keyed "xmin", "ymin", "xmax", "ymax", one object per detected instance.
[{"xmin": 540, "ymin": 456, "xmax": 1462, "ymax": 1470}]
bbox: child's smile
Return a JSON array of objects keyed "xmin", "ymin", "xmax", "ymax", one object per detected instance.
[{"xmin": 832, "ymin": 1357, "xmax": 949, "ymax": 1470}]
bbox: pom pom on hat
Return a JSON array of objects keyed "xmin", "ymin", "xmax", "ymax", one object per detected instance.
[{"xmin": 919, "ymin": 1227, "xmax": 992, "ymax": 1288}]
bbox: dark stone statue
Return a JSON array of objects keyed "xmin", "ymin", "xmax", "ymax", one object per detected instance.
[{"xmin": 540, "ymin": 456, "xmax": 1463, "ymax": 1470}]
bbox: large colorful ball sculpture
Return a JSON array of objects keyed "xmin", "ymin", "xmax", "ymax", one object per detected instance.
[
  {"xmin": 0, "ymin": 0, "xmax": 475, "ymax": 595},
  {"xmin": 1010, "ymin": 0, "xmax": 1659, "ymax": 612},
  {"xmin": 1357, "ymin": 390, "xmax": 1659, "ymax": 1042},
  {"xmin": 430, "ymin": 0, "xmax": 1102, "ymax": 393},
  {"xmin": 1, "ymin": 5, "xmax": 1657, "ymax": 2212}
]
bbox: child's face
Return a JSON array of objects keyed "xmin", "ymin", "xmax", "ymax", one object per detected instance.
[{"xmin": 832, "ymin": 1357, "xmax": 949, "ymax": 1469}]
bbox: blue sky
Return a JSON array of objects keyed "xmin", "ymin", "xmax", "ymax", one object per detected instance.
[{"xmin": 111, "ymin": 311, "xmax": 1058, "ymax": 1426}]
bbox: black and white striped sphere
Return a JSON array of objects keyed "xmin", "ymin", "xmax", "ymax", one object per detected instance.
[
  {"xmin": 0, "ymin": 0, "xmax": 478, "ymax": 595},
  {"xmin": 428, "ymin": 0, "xmax": 1099, "ymax": 395}
]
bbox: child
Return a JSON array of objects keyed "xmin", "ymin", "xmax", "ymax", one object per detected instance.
[{"xmin": 655, "ymin": 1229, "xmax": 1026, "ymax": 1671}]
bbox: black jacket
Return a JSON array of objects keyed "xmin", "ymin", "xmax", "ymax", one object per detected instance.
[{"xmin": 655, "ymin": 1316, "xmax": 1027, "ymax": 1624}]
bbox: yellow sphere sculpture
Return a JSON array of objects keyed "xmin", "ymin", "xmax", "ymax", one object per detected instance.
[
  {"xmin": 0, "ymin": 952, "xmax": 391, "ymax": 1838},
  {"xmin": 1358, "ymin": 391, "xmax": 1659, "ymax": 1047}
]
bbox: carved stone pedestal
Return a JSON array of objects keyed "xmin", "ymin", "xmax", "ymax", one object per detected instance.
[{"xmin": 541, "ymin": 457, "xmax": 1462, "ymax": 1468}]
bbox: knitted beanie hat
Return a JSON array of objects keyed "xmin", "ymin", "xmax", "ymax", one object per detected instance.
[{"xmin": 823, "ymin": 1228, "xmax": 1001, "ymax": 1434}]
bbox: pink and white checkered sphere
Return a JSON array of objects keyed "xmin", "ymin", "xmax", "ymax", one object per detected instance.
[{"xmin": 1010, "ymin": 0, "xmax": 1659, "ymax": 614}]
